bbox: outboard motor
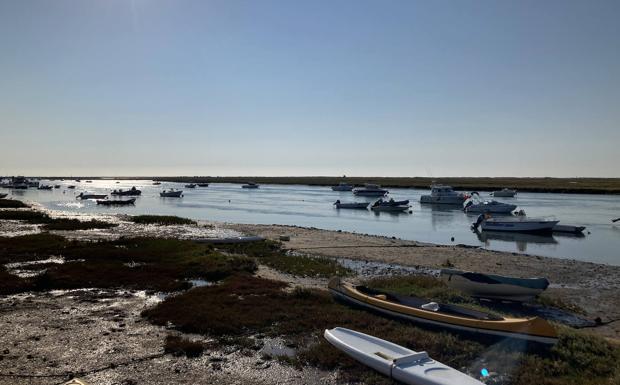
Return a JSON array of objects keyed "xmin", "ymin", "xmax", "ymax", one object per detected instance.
[{"xmin": 472, "ymin": 213, "xmax": 485, "ymax": 230}]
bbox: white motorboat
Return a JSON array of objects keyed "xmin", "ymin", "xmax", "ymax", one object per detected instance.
[
  {"xmin": 476, "ymin": 217, "xmax": 559, "ymax": 234},
  {"xmin": 160, "ymin": 189, "xmax": 183, "ymax": 197},
  {"xmin": 242, "ymin": 182, "xmax": 259, "ymax": 189},
  {"xmin": 334, "ymin": 200, "xmax": 369, "ymax": 209},
  {"xmin": 371, "ymin": 198, "xmax": 410, "ymax": 212},
  {"xmin": 440, "ymin": 269, "xmax": 549, "ymax": 302},
  {"xmin": 490, "ymin": 188, "xmax": 517, "ymax": 197},
  {"xmin": 420, "ymin": 184, "xmax": 466, "ymax": 205},
  {"xmin": 353, "ymin": 184, "xmax": 388, "ymax": 197},
  {"xmin": 331, "ymin": 182, "xmax": 354, "ymax": 191},
  {"xmin": 324, "ymin": 327, "xmax": 484, "ymax": 385},
  {"xmin": 464, "ymin": 199, "xmax": 517, "ymax": 214}
]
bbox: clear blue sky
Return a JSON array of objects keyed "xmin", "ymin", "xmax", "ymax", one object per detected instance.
[{"xmin": 1, "ymin": 0, "xmax": 618, "ymax": 177}]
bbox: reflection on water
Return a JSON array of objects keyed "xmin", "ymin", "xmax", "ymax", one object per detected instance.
[
  {"xmin": 2, "ymin": 180, "xmax": 619, "ymax": 265},
  {"xmin": 475, "ymin": 230, "xmax": 557, "ymax": 252}
]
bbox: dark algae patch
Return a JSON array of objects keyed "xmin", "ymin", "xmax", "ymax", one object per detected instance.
[
  {"xmin": 42, "ymin": 218, "xmax": 117, "ymax": 231},
  {"xmin": 130, "ymin": 215, "xmax": 197, "ymax": 226},
  {"xmin": 164, "ymin": 335, "xmax": 207, "ymax": 358},
  {"xmin": 0, "ymin": 198, "xmax": 29, "ymax": 208}
]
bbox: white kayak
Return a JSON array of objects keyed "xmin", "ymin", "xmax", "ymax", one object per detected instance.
[{"xmin": 324, "ymin": 327, "xmax": 483, "ymax": 385}]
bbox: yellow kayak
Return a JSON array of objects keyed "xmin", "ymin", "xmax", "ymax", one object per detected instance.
[{"xmin": 328, "ymin": 277, "xmax": 557, "ymax": 344}]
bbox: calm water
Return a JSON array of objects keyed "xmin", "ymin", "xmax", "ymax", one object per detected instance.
[{"xmin": 5, "ymin": 180, "xmax": 620, "ymax": 265}]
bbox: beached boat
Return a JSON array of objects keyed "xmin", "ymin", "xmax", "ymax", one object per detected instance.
[
  {"xmin": 185, "ymin": 183, "xmax": 197, "ymax": 188},
  {"xmin": 324, "ymin": 327, "xmax": 484, "ymax": 385},
  {"xmin": 476, "ymin": 217, "xmax": 559, "ymax": 234},
  {"xmin": 0, "ymin": 193, "xmax": 7, "ymax": 199},
  {"xmin": 440, "ymin": 269, "xmax": 549, "ymax": 302},
  {"xmin": 111, "ymin": 187, "xmax": 141, "ymax": 196},
  {"xmin": 491, "ymin": 188, "xmax": 517, "ymax": 197},
  {"xmin": 334, "ymin": 200, "xmax": 369, "ymax": 209},
  {"xmin": 242, "ymin": 182, "xmax": 259, "ymax": 189},
  {"xmin": 353, "ymin": 184, "xmax": 388, "ymax": 197},
  {"xmin": 552, "ymin": 224, "xmax": 586, "ymax": 234},
  {"xmin": 464, "ymin": 200, "xmax": 517, "ymax": 214},
  {"xmin": 96, "ymin": 198, "xmax": 136, "ymax": 206},
  {"xmin": 331, "ymin": 182, "xmax": 354, "ymax": 191},
  {"xmin": 197, "ymin": 183, "xmax": 209, "ymax": 187},
  {"xmin": 420, "ymin": 184, "xmax": 466, "ymax": 205},
  {"xmin": 328, "ymin": 277, "xmax": 557, "ymax": 344},
  {"xmin": 77, "ymin": 192, "xmax": 108, "ymax": 200},
  {"xmin": 160, "ymin": 189, "xmax": 183, "ymax": 197}
]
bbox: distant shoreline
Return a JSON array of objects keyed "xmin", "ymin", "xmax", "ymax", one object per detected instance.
[{"xmin": 13, "ymin": 176, "xmax": 620, "ymax": 194}]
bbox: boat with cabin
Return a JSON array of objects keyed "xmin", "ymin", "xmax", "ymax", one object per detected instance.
[
  {"xmin": 353, "ymin": 184, "xmax": 388, "ymax": 197},
  {"xmin": 420, "ymin": 184, "xmax": 466, "ymax": 205},
  {"xmin": 464, "ymin": 199, "xmax": 517, "ymax": 214}
]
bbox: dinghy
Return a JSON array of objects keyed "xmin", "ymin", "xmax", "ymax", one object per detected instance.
[
  {"xmin": 185, "ymin": 183, "xmax": 197, "ymax": 188},
  {"xmin": 160, "ymin": 189, "xmax": 183, "ymax": 197},
  {"xmin": 371, "ymin": 198, "xmax": 410, "ymax": 212},
  {"xmin": 77, "ymin": 192, "xmax": 107, "ymax": 200},
  {"xmin": 324, "ymin": 327, "xmax": 484, "ymax": 385},
  {"xmin": 479, "ymin": 217, "xmax": 559, "ymax": 233},
  {"xmin": 440, "ymin": 269, "xmax": 549, "ymax": 302},
  {"xmin": 334, "ymin": 200, "xmax": 369, "ymax": 209},
  {"xmin": 111, "ymin": 187, "xmax": 141, "ymax": 196},
  {"xmin": 328, "ymin": 277, "xmax": 557, "ymax": 344}
]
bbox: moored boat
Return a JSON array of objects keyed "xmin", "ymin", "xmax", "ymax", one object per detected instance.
[
  {"xmin": 242, "ymin": 182, "xmax": 259, "ymax": 189},
  {"xmin": 197, "ymin": 183, "xmax": 209, "ymax": 187},
  {"xmin": 0, "ymin": 193, "xmax": 7, "ymax": 199},
  {"xmin": 111, "ymin": 187, "xmax": 141, "ymax": 196},
  {"xmin": 440, "ymin": 269, "xmax": 549, "ymax": 302},
  {"xmin": 491, "ymin": 188, "xmax": 517, "ymax": 197},
  {"xmin": 331, "ymin": 182, "xmax": 354, "ymax": 191},
  {"xmin": 77, "ymin": 192, "xmax": 108, "ymax": 200},
  {"xmin": 54, "ymin": 185, "xmax": 61, "ymax": 189},
  {"xmin": 371, "ymin": 199, "xmax": 410, "ymax": 212},
  {"xmin": 96, "ymin": 198, "xmax": 136, "ymax": 206},
  {"xmin": 420, "ymin": 184, "xmax": 466, "ymax": 205},
  {"xmin": 324, "ymin": 327, "xmax": 484, "ymax": 385},
  {"xmin": 476, "ymin": 217, "xmax": 559, "ymax": 234},
  {"xmin": 37, "ymin": 185, "xmax": 53, "ymax": 190},
  {"xmin": 160, "ymin": 189, "xmax": 183, "ymax": 197},
  {"xmin": 185, "ymin": 183, "xmax": 197, "ymax": 188},
  {"xmin": 464, "ymin": 199, "xmax": 517, "ymax": 214},
  {"xmin": 334, "ymin": 200, "xmax": 369, "ymax": 209},
  {"xmin": 328, "ymin": 277, "xmax": 557, "ymax": 344},
  {"xmin": 67, "ymin": 185, "xmax": 76, "ymax": 189},
  {"xmin": 353, "ymin": 184, "xmax": 388, "ymax": 197}
]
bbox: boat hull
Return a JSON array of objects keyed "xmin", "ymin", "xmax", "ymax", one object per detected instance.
[
  {"xmin": 324, "ymin": 328, "xmax": 484, "ymax": 385},
  {"xmin": 481, "ymin": 220, "xmax": 559, "ymax": 234},
  {"xmin": 160, "ymin": 191, "xmax": 183, "ymax": 197},
  {"xmin": 440, "ymin": 270, "xmax": 548, "ymax": 302},
  {"xmin": 328, "ymin": 278, "xmax": 557, "ymax": 344}
]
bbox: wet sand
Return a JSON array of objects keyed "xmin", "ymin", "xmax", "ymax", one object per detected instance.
[{"xmin": 227, "ymin": 223, "xmax": 620, "ymax": 340}]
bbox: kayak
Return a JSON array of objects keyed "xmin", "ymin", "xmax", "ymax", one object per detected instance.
[
  {"xmin": 328, "ymin": 277, "xmax": 557, "ymax": 344},
  {"xmin": 324, "ymin": 327, "xmax": 484, "ymax": 385},
  {"xmin": 440, "ymin": 269, "xmax": 549, "ymax": 302}
]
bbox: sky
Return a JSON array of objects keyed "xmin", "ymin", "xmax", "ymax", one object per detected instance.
[{"xmin": 0, "ymin": 0, "xmax": 619, "ymax": 177}]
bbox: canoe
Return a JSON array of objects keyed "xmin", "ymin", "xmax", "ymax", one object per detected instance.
[
  {"xmin": 440, "ymin": 269, "xmax": 549, "ymax": 302},
  {"xmin": 96, "ymin": 198, "xmax": 136, "ymax": 206},
  {"xmin": 324, "ymin": 327, "xmax": 484, "ymax": 385},
  {"xmin": 328, "ymin": 277, "xmax": 557, "ymax": 344}
]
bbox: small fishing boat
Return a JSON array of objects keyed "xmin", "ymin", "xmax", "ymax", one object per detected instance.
[
  {"xmin": 334, "ymin": 200, "xmax": 369, "ymax": 209},
  {"xmin": 77, "ymin": 192, "xmax": 108, "ymax": 200},
  {"xmin": 160, "ymin": 189, "xmax": 183, "ymax": 197},
  {"xmin": 371, "ymin": 199, "xmax": 410, "ymax": 212},
  {"xmin": 197, "ymin": 183, "xmax": 209, "ymax": 187},
  {"xmin": 475, "ymin": 217, "xmax": 559, "ymax": 234},
  {"xmin": 324, "ymin": 327, "xmax": 484, "ymax": 385},
  {"xmin": 328, "ymin": 277, "xmax": 557, "ymax": 344},
  {"xmin": 96, "ymin": 198, "xmax": 136, "ymax": 206},
  {"xmin": 152, "ymin": 182, "xmax": 161, "ymax": 185},
  {"xmin": 111, "ymin": 187, "xmax": 141, "ymax": 196},
  {"xmin": 242, "ymin": 182, "xmax": 259, "ymax": 189},
  {"xmin": 464, "ymin": 200, "xmax": 517, "ymax": 214},
  {"xmin": 85, "ymin": 180, "xmax": 93, "ymax": 183},
  {"xmin": 440, "ymin": 269, "xmax": 549, "ymax": 302},
  {"xmin": 490, "ymin": 188, "xmax": 517, "ymax": 197},
  {"xmin": 331, "ymin": 182, "xmax": 354, "ymax": 191},
  {"xmin": 353, "ymin": 184, "xmax": 388, "ymax": 197},
  {"xmin": 54, "ymin": 185, "xmax": 61, "ymax": 189},
  {"xmin": 37, "ymin": 185, "xmax": 53, "ymax": 190},
  {"xmin": 67, "ymin": 185, "xmax": 76, "ymax": 189},
  {"xmin": 0, "ymin": 193, "xmax": 7, "ymax": 199},
  {"xmin": 420, "ymin": 184, "xmax": 467, "ymax": 205},
  {"xmin": 552, "ymin": 224, "xmax": 586, "ymax": 234},
  {"xmin": 185, "ymin": 183, "xmax": 197, "ymax": 188}
]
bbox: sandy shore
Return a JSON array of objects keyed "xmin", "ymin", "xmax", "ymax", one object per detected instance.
[{"xmin": 227, "ymin": 223, "xmax": 620, "ymax": 340}]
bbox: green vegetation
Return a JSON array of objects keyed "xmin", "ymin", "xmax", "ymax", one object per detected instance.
[
  {"xmin": 0, "ymin": 199, "xmax": 29, "ymax": 208},
  {"xmin": 130, "ymin": 215, "xmax": 197, "ymax": 226},
  {"xmin": 151, "ymin": 176, "xmax": 620, "ymax": 194},
  {"xmin": 164, "ymin": 335, "xmax": 206, "ymax": 358},
  {"xmin": 0, "ymin": 209, "xmax": 49, "ymax": 222},
  {"xmin": 0, "ymin": 207, "xmax": 116, "ymax": 231},
  {"xmin": 214, "ymin": 240, "xmax": 350, "ymax": 278}
]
